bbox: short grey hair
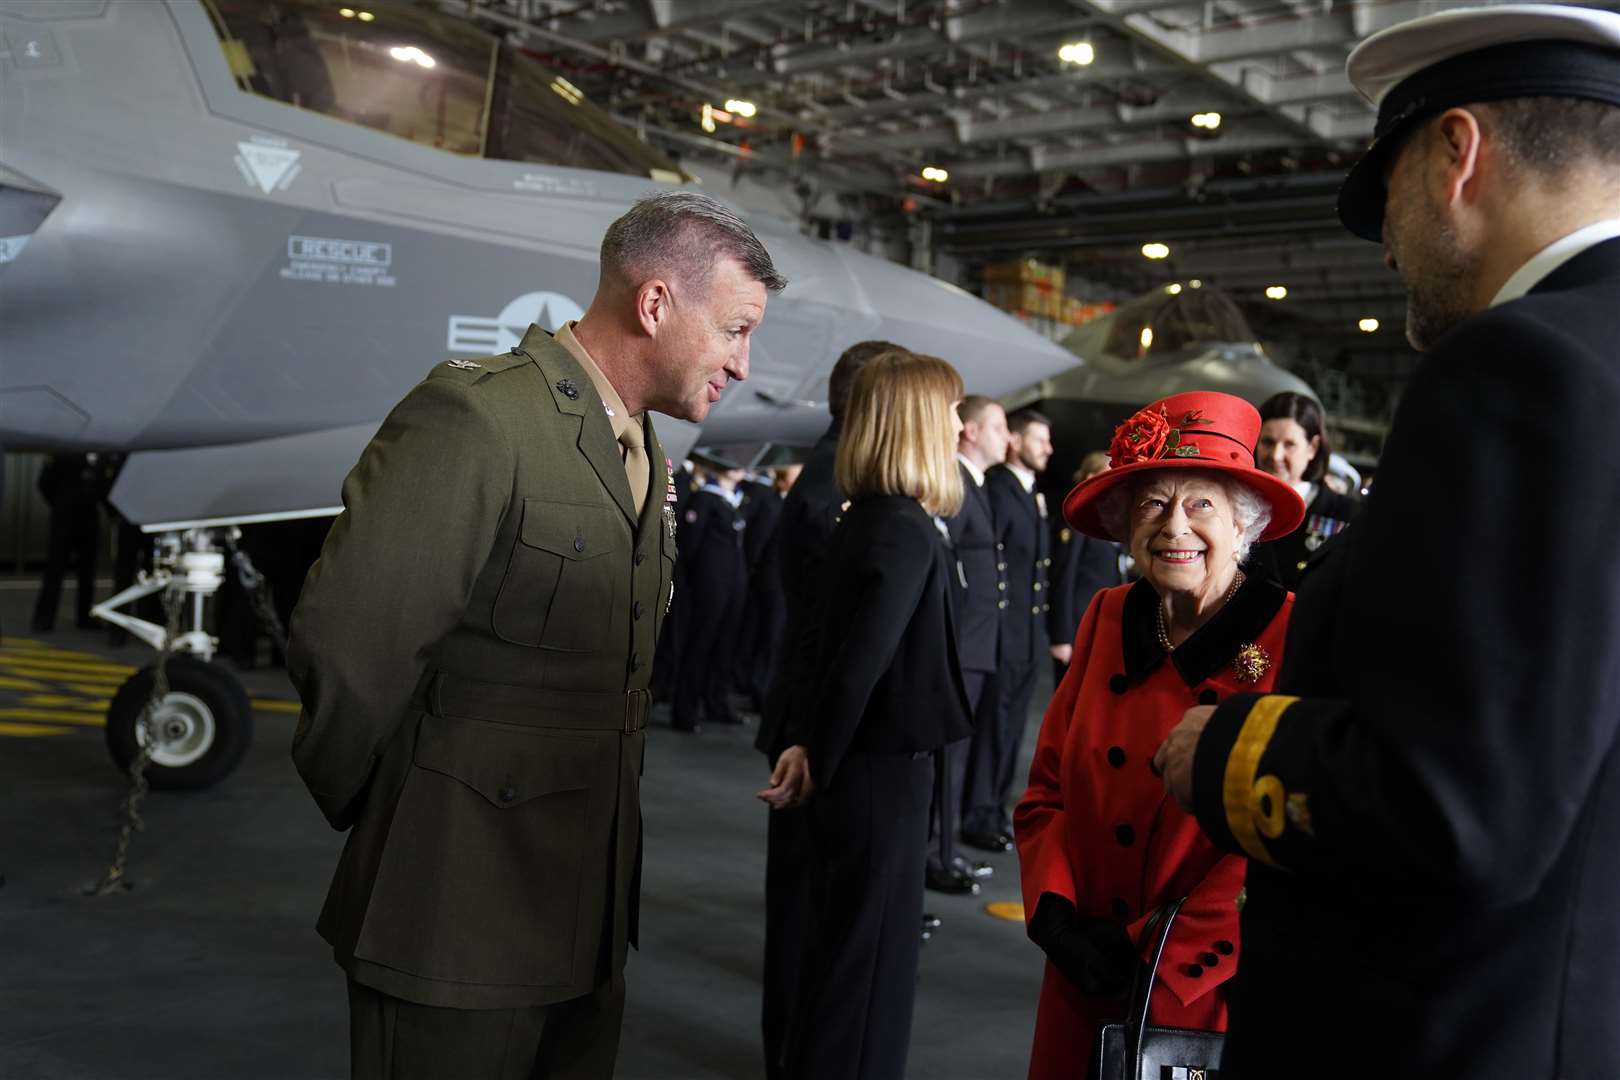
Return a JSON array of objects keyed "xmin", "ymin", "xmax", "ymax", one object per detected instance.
[
  {"xmin": 1097, "ymin": 469, "xmax": 1273, "ymax": 561},
  {"xmin": 601, "ymin": 191, "xmax": 787, "ymax": 294}
]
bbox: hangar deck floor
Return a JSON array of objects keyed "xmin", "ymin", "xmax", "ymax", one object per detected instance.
[{"xmin": 0, "ymin": 579, "xmax": 1045, "ymax": 1080}]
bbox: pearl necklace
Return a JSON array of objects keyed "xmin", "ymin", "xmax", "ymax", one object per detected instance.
[{"xmin": 1156, "ymin": 570, "xmax": 1245, "ymax": 654}]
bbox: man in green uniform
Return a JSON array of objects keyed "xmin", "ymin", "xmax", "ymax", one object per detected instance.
[{"xmin": 288, "ymin": 191, "xmax": 785, "ymax": 1080}]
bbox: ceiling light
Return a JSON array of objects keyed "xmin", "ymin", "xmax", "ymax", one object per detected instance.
[
  {"xmin": 1190, "ymin": 112, "xmax": 1222, "ymax": 130},
  {"xmin": 1189, "ymin": 279, "xmax": 1202, "ymax": 288},
  {"xmin": 1359, "ymin": 317, "xmax": 1380, "ymax": 333},
  {"xmin": 725, "ymin": 99, "xmax": 757, "ymax": 118},
  {"xmin": 1140, "ymin": 327, "xmax": 1155, "ymax": 350},
  {"xmin": 921, "ymin": 166, "xmax": 949, "ymax": 182},
  {"xmin": 1058, "ymin": 41, "xmax": 1095, "ymax": 66},
  {"xmin": 701, "ymin": 102, "xmax": 717, "ymax": 133},
  {"xmin": 1141, "ymin": 242, "xmax": 1170, "ymax": 260},
  {"xmin": 339, "ymin": 7, "xmax": 355, "ymax": 16},
  {"xmin": 1265, "ymin": 285, "xmax": 1287, "ymax": 300},
  {"xmin": 357, "ymin": 9, "xmax": 374, "ymax": 20},
  {"xmin": 551, "ymin": 77, "xmax": 583, "ymax": 105},
  {"xmin": 1165, "ymin": 283, "xmax": 1182, "ymax": 295},
  {"xmin": 389, "ymin": 45, "xmax": 434, "ymax": 68}
]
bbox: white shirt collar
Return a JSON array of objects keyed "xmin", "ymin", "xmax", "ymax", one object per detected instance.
[
  {"xmin": 698, "ymin": 482, "xmax": 743, "ymax": 508},
  {"xmin": 1007, "ymin": 462, "xmax": 1036, "ymax": 492},
  {"xmin": 1491, "ymin": 219, "xmax": 1620, "ymax": 308},
  {"xmin": 1291, "ymin": 479, "xmax": 1317, "ymax": 506},
  {"xmin": 956, "ymin": 453, "xmax": 985, "ymax": 487}
]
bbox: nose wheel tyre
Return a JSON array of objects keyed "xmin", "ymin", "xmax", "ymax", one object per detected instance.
[{"xmin": 104, "ymin": 657, "xmax": 254, "ymax": 790}]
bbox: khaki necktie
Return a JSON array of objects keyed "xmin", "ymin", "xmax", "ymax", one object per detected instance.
[{"xmin": 619, "ymin": 420, "xmax": 649, "ymax": 516}]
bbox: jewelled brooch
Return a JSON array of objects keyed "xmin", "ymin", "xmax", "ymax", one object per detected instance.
[{"xmin": 1233, "ymin": 642, "xmax": 1271, "ymax": 684}]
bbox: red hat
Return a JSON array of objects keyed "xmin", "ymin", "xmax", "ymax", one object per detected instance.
[{"xmin": 1063, "ymin": 391, "xmax": 1306, "ymax": 543}]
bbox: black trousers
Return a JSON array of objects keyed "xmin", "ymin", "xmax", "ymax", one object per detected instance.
[
  {"xmin": 32, "ymin": 517, "xmax": 97, "ymax": 631},
  {"xmin": 672, "ymin": 585, "xmax": 744, "ymax": 729},
  {"xmin": 926, "ymin": 670, "xmax": 987, "ymax": 873},
  {"xmin": 761, "ymin": 798, "xmax": 811, "ymax": 1080},
  {"xmin": 962, "ymin": 656, "xmax": 1039, "ymax": 836},
  {"xmin": 788, "ymin": 752, "xmax": 932, "ymax": 1080},
  {"xmin": 347, "ymin": 976, "xmax": 624, "ymax": 1080}
]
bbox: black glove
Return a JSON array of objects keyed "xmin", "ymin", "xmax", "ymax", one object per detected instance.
[{"xmin": 1028, "ymin": 893, "xmax": 1139, "ymax": 997}]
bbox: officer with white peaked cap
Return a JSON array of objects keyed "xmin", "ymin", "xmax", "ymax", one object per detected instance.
[{"xmin": 1153, "ymin": 6, "xmax": 1620, "ymax": 1078}]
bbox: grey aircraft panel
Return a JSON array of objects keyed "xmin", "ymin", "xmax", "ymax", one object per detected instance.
[{"xmin": 0, "ymin": 0, "xmax": 1077, "ymax": 526}]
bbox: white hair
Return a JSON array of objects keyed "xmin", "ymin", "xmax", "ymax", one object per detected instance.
[{"xmin": 1097, "ymin": 469, "xmax": 1272, "ymax": 560}]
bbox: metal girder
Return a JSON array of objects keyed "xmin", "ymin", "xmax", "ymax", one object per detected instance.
[
  {"xmin": 944, "ymin": 128, "xmax": 1302, "ymax": 180},
  {"xmin": 536, "ymin": 0, "xmax": 799, "ymax": 45},
  {"xmin": 1217, "ymin": 65, "xmax": 1352, "ymax": 107},
  {"xmin": 767, "ymin": 7, "xmax": 1097, "ymax": 80}
]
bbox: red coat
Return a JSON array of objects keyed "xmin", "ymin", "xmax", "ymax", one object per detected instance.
[{"xmin": 1014, "ymin": 577, "xmax": 1293, "ymax": 1080}]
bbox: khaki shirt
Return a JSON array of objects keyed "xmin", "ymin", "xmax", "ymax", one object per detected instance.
[{"xmin": 556, "ymin": 321, "xmax": 648, "ymax": 506}]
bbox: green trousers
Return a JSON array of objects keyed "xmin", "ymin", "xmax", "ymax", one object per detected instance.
[{"xmin": 347, "ymin": 976, "xmax": 625, "ymax": 1080}]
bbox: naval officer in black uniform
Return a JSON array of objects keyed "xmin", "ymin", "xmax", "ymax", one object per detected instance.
[
  {"xmin": 1156, "ymin": 7, "xmax": 1620, "ymax": 1077},
  {"xmin": 962, "ymin": 408, "xmax": 1054, "ymax": 851},
  {"xmin": 671, "ymin": 456, "xmax": 750, "ymax": 732}
]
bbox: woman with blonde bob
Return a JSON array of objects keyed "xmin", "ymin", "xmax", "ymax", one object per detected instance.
[{"xmin": 779, "ymin": 350, "xmax": 976, "ymax": 1080}]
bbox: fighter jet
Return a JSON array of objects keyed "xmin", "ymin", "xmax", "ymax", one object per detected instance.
[{"xmin": 0, "ymin": 0, "xmax": 1076, "ymax": 786}]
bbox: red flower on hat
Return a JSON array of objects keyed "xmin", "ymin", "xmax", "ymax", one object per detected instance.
[{"xmin": 1109, "ymin": 406, "xmax": 1215, "ymax": 467}]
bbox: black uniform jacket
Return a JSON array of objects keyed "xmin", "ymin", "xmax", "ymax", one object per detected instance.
[
  {"xmin": 757, "ymin": 426, "xmax": 843, "ymax": 761},
  {"xmin": 986, "ymin": 464, "xmax": 1051, "ymax": 667},
  {"xmin": 677, "ymin": 489, "xmax": 747, "ymax": 595},
  {"xmin": 1047, "ymin": 525, "xmax": 1123, "ymax": 648},
  {"xmin": 806, "ymin": 495, "xmax": 974, "ymax": 790},
  {"xmin": 946, "ymin": 463, "xmax": 1005, "ymax": 674},
  {"xmin": 1189, "ymin": 238, "xmax": 1620, "ymax": 1079},
  {"xmin": 1247, "ymin": 486, "xmax": 1359, "ymax": 592}
]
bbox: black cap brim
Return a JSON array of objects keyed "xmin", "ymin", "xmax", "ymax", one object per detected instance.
[{"xmin": 1336, "ymin": 134, "xmax": 1402, "ymax": 242}]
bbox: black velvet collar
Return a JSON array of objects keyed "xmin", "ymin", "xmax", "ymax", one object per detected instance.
[{"xmin": 1119, "ymin": 573, "xmax": 1287, "ymax": 688}]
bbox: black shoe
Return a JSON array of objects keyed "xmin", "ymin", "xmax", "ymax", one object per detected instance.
[
  {"xmin": 920, "ymin": 926, "xmax": 933, "ymax": 944},
  {"xmin": 925, "ymin": 865, "xmax": 980, "ymax": 896},
  {"xmin": 952, "ymin": 855, "xmax": 994, "ymax": 880},
  {"xmin": 960, "ymin": 829, "xmax": 1014, "ymax": 854},
  {"xmin": 921, "ymin": 913, "xmax": 942, "ymax": 930}
]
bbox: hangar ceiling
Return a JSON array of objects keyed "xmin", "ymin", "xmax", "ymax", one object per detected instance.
[{"xmin": 445, "ymin": 0, "xmax": 1613, "ymax": 437}]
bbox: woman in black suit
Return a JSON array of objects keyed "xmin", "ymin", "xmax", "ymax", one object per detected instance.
[
  {"xmin": 766, "ymin": 350, "xmax": 974, "ymax": 1080},
  {"xmin": 1247, "ymin": 392, "xmax": 1359, "ymax": 590}
]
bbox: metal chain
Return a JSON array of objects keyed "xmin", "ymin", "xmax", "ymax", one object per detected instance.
[
  {"xmin": 88, "ymin": 584, "xmax": 186, "ymax": 896},
  {"xmin": 230, "ymin": 546, "xmax": 288, "ymax": 657}
]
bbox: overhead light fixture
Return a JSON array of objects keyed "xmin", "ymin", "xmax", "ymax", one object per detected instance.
[
  {"xmin": 1140, "ymin": 327, "xmax": 1155, "ymax": 350},
  {"xmin": 1190, "ymin": 112, "xmax": 1222, "ymax": 130},
  {"xmin": 725, "ymin": 98, "xmax": 757, "ymax": 118},
  {"xmin": 1189, "ymin": 279, "xmax": 1202, "ymax": 288},
  {"xmin": 1141, "ymin": 242, "xmax": 1170, "ymax": 260},
  {"xmin": 1265, "ymin": 285, "xmax": 1287, "ymax": 300},
  {"xmin": 389, "ymin": 45, "xmax": 435, "ymax": 68},
  {"xmin": 1359, "ymin": 317, "xmax": 1380, "ymax": 333},
  {"xmin": 551, "ymin": 77, "xmax": 583, "ymax": 105},
  {"xmin": 1165, "ymin": 283, "xmax": 1183, "ymax": 295},
  {"xmin": 921, "ymin": 166, "xmax": 949, "ymax": 182},
  {"xmin": 701, "ymin": 102, "xmax": 717, "ymax": 133},
  {"xmin": 1058, "ymin": 41, "xmax": 1095, "ymax": 66},
  {"xmin": 357, "ymin": 9, "xmax": 374, "ymax": 20},
  {"xmin": 339, "ymin": 7, "xmax": 355, "ymax": 16}
]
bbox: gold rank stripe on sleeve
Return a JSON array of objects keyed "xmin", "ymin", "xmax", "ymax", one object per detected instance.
[{"xmin": 1221, "ymin": 694, "xmax": 1300, "ymax": 867}]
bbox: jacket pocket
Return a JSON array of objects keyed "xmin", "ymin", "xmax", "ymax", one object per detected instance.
[
  {"xmin": 492, "ymin": 498, "xmax": 623, "ymax": 652},
  {"xmin": 353, "ymin": 714, "xmax": 599, "ymax": 988}
]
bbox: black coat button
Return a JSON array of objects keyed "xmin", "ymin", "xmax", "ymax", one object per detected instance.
[
  {"xmin": 498, "ymin": 786, "xmax": 516, "ymax": 803},
  {"xmin": 1106, "ymin": 746, "xmax": 1126, "ymax": 769},
  {"xmin": 573, "ymin": 535, "xmax": 586, "ymax": 553},
  {"xmin": 630, "ymin": 653, "xmax": 641, "ymax": 672},
  {"xmin": 1199, "ymin": 688, "xmax": 1219, "ymax": 705},
  {"xmin": 1215, "ymin": 940, "xmax": 1234, "ymax": 955},
  {"xmin": 633, "ymin": 601, "xmax": 645, "ymax": 620},
  {"xmin": 1109, "ymin": 674, "xmax": 1128, "ymax": 695},
  {"xmin": 1110, "ymin": 897, "xmax": 1129, "ymax": 919},
  {"xmin": 1202, "ymin": 952, "xmax": 1219, "ymax": 966},
  {"xmin": 1114, "ymin": 824, "xmax": 1135, "ymax": 847},
  {"xmin": 635, "ymin": 550, "xmax": 646, "ymax": 565},
  {"xmin": 1185, "ymin": 963, "xmax": 1204, "ymax": 978}
]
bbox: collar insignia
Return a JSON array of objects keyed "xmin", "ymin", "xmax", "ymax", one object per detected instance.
[
  {"xmin": 556, "ymin": 378, "xmax": 580, "ymax": 400},
  {"xmin": 447, "ymin": 359, "xmax": 482, "ymax": 370}
]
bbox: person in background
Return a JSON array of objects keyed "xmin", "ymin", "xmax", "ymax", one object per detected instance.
[
  {"xmin": 1246, "ymin": 391, "xmax": 1359, "ymax": 591},
  {"xmin": 962, "ymin": 408, "xmax": 1053, "ymax": 853},
  {"xmin": 671, "ymin": 456, "xmax": 750, "ymax": 733},
  {"xmin": 732, "ymin": 464, "xmax": 800, "ymax": 715},
  {"xmin": 649, "ymin": 458, "xmax": 700, "ymax": 705},
  {"xmin": 1047, "ymin": 451, "xmax": 1126, "ymax": 683},
  {"xmin": 927, "ymin": 394, "xmax": 1009, "ymax": 899},
  {"xmin": 31, "ymin": 452, "xmax": 114, "ymax": 633},
  {"xmin": 1016, "ymin": 391, "xmax": 1304, "ymax": 1080},
  {"xmin": 752, "ymin": 339, "xmax": 901, "ymax": 1080},
  {"xmin": 771, "ymin": 350, "xmax": 972, "ymax": 1080}
]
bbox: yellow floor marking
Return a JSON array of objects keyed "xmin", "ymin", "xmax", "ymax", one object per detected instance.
[
  {"xmin": 983, "ymin": 901, "xmax": 1026, "ymax": 922},
  {"xmin": 3, "ymin": 664, "xmax": 130, "ymax": 680},
  {"xmin": 252, "ymin": 698, "xmax": 302, "ymax": 714},
  {"xmin": 55, "ymin": 681, "xmax": 132, "ymax": 696},
  {"xmin": 0, "ymin": 657, "xmax": 136, "ymax": 676},
  {"xmin": 0, "ymin": 721, "xmax": 73, "ymax": 737},
  {"xmin": 0, "ymin": 645, "xmax": 123, "ymax": 660},
  {"xmin": 0, "ymin": 707, "xmax": 105, "ymax": 727},
  {"xmin": 20, "ymin": 694, "xmax": 110, "ymax": 709},
  {"xmin": 0, "ymin": 675, "xmax": 49, "ymax": 691}
]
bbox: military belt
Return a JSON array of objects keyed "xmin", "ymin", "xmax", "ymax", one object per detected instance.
[{"xmin": 426, "ymin": 672, "xmax": 649, "ymax": 735}]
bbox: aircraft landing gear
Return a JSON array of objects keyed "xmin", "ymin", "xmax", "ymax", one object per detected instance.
[{"xmin": 91, "ymin": 529, "xmax": 255, "ymax": 791}]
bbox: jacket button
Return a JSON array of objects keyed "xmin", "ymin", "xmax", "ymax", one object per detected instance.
[
  {"xmin": 1033, "ymin": 583, "xmax": 1042, "ymax": 592},
  {"xmin": 1202, "ymin": 951, "xmax": 1219, "ymax": 966},
  {"xmin": 1110, "ymin": 897, "xmax": 1129, "ymax": 919},
  {"xmin": 633, "ymin": 601, "xmax": 645, "ymax": 620},
  {"xmin": 1296, "ymin": 560, "xmax": 1308, "ymax": 571},
  {"xmin": 1185, "ymin": 963, "xmax": 1204, "ymax": 978},
  {"xmin": 1199, "ymin": 688, "xmax": 1219, "ymax": 706},
  {"xmin": 498, "ymin": 786, "xmax": 516, "ymax": 803},
  {"xmin": 998, "ymin": 601, "xmax": 1007, "ymax": 609},
  {"xmin": 1031, "ymin": 606, "xmax": 1040, "ymax": 614},
  {"xmin": 1215, "ymin": 940, "xmax": 1234, "ymax": 955},
  {"xmin": 1114, "ymin": 824, "xmax": 1135, "ymax": 846},
  {"xmin": 573, "ymin": 536, "xmax": 586, "ymax": 553},
  {"xmin": 996, "ymin": 543, "xmax": 1004, "ymax": 551},
  {"xmin": 635, "ymin": 551, "xmax": 646, "ymax": 565},
  {"xmin": 630, "ymin": 653, "xmax": 641, "ymax": 672},
  {"xmin": 1044, "ymin": 558, "xmax": 1052, "ymax": 567},
  {"xmin": 998, "ymin": 582, "xmax": 1006, "ymax": 590},
  {"xmin": 997, "ymin": 562, "xmax": 1007, "ymax": 571},
  {"xmin": 1109, "ymin": 674, "xmax": 1128, "ymax": 695},
  {"xmin": 1107, "ymin": 746, "xmax": 1126, "ymax": 769}
]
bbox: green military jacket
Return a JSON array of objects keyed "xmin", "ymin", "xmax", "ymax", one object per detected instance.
[{"xmin": 289, "ymin": 324, "xmax": 673, "ymax": 1010}]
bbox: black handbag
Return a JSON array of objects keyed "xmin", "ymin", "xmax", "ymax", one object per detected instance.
[{"xmin": 1094, "ymin": 897, "xmax": 1225, "ymax": 1080}]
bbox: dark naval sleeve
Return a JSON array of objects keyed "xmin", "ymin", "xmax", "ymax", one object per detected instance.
[
  {"xmin": 288, "ymin": 374, "xmax": 513, "ymax": 830},
  {"xmin": 1189, "ymin": 310, "xmax": 1620, "ymax": 903}
]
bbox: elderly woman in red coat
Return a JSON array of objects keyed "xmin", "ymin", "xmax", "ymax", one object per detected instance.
[{"xmin": 1014, "ymin": 391, "xmax": 1306, "ymax": 1080}]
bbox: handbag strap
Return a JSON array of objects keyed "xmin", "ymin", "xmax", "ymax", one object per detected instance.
[{"xmin": 1126, "ymin": 895, "xmax": 1188, "ymax": 1079}]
